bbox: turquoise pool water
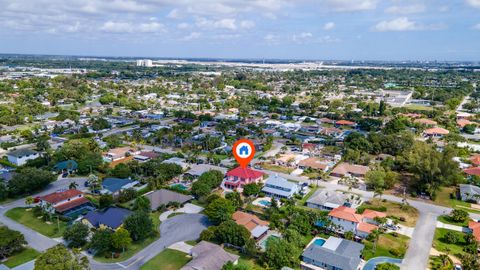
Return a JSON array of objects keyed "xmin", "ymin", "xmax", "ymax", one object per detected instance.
[
  {"xmin": 259, "ymin": 200, "xmax": 271, "ymax": 206},
  {"xmin": 363, "ymin": 257, "xmax": 402, "ymax": 270},
  {"xmin": 170, "ymin": 184, "xmax": 188, "ymax": 190},
  {"xmin": 313, "ymin": 238, "xmax": 326, "ymax": 246},
  {"xmin": 259, "ymin": 235, "xmax": 279, "ymax": 249}
]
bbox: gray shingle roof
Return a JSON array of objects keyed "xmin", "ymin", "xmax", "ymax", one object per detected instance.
[
  {"xmin": 7, "ymin": 149, "xmax": 38, "ymax": 158},
  {"xmin": 181, "ymin": 241, "xmax": 239, "ymax": 270},
  {"xmin": 145, "ymin": 189, "xmax": 193, "ymax": 210},
  {"xmin": 302, "ymin": 237, "xmax": 364, "ymax": 270},
  {"xmin": 307, "ymin": 190, "xmax": 347, "ymax": 207}
]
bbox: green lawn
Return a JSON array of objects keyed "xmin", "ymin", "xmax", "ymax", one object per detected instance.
[
  {"xmin": 357, "ymin": 199, "xmax": 419, "ymax": 227},
  {"xmin": 94, "ymin": 212, "xmax": 161, "ymax": 263},
  {"xmin": 437, "ymin": 215, "xmax": 469, "ymax": 227},
  {"xmin": 140, "ymin": 249, "xmax": 191, "ymax": 270},
  {"xmin": 362, "ymin": 233, "xmax": 410, "ymax": 260},
  {"xmin": 5, "ymin": 207, "xmax": 67, "ymax": 238},
  {"xmin": 434, "ymin": 187, "xmax": 480, "ymax": 215},
  {"xmin": 3, "ymin": 248, "xmax": 40, "ymax": 268},
  {"xmin": 185, "ymin": 240, "xmax": 198, "ymax": 246},
  {"xmin": 433, "ymin": 228, "xmax": 468, "ymax": 257}
]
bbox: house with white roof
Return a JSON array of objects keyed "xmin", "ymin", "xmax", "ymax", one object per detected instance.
[{"xmin": 261, "ymin": 174, "xmax": 299, "ymax": 199}]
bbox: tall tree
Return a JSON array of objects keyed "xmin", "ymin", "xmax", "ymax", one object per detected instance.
[
  {"xmin": 34, "ymin": 245, "xmax": 89, "ymax": 270},
  {"xmin": 123, "ymin": 211, "xmax": 154, "ymax": 241},
  {"xmin": 111, "ymin": 228, "xmax": 132, "ymax": 253},
  {"xmin": 204, "ymin": 198, "xmax": 235, "ymax": 224},
  {"xmin": 63, "ymin": 223, "xmax": 89, "ymax": 248}
]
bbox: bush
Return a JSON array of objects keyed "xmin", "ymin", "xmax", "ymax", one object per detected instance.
[
  {"xmin": 444, "ymin": 231, "xmax": 460, "ymax": 244},
  {"xmin": 118, "ymin": 188, "xmax": 137, "ymax": 203}
]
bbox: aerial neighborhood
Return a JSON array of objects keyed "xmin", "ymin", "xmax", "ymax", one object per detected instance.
[{"xmin": 0, "ymin": 56, "xmax": 480, "ymax": 270}]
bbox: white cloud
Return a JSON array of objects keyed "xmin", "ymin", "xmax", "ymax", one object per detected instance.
[
  {"xmin": 385, "ymin": 4, "xmax": 426, "ymax": 14},
  {"xmin": 474, "ymin": 23, "xmax": 480, "ymax": 30},
  {"xmin": 195, "ymin": 18, "xmax": 238, "ymax": 30},
  {"xmin": 177, "ymin": 22, "xmax": 189, "ymax": 29},
  {"xmin": 324, "ymin": 0, "xmax": 379, "ymax": 12},
  {"xmin": 240, "ymin": 20, "xmax": 255, "ymax": 29},
  {"xmin": 466, "ymin": 0, "xmax": 480, "ymax": 9},
  {"xmin": 323, "ymin": 22, "xmax": 335, "ymax": 30},
  {"xmin": 373, "ymin": 17, "xmax": 445, "ymax": 32},
  {"xmin": 182, "ymin": 32, "xmax": 201, "ymax": 40},
  {"xmin": 100, "ymin": 21, "xmax": 164, "ymax": 33},
  {"xmin": 292, "ymin": 32, "xmax": 313, "ymax": 43},
  {"xmin": 167, "ymin": 9, "xmax": 181, "ymax": 19},
  {"xmin": 264, "ymin": 33, "xmax": 280, "ymax": 44}
]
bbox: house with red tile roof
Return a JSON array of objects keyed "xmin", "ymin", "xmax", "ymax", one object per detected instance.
[
  {"xmin": 468, "ymin": 221, "xmax": 480, "ymax": 242},
  {"xmin": 223, "ymin": 166, "xmax": 264, "ymax": 190},
  {"xmin": 414, "ymin": 118, "xmax": 437, "ymax": 126},
  {"xmin": 463, "ymin": 167, "xmax": 480, "ymax": 177},
  {"xmin": 330, "ymin": 162, "xmax": 370, "ymax": 178},
  {"xmin": 457, "ymin": 119, "xmax": 475, "ymax": 128},
  {"xmin": 232, "ymin": 211, "xmax": 269, "ymax": 240},
  {"xmin": 423, "ymin": 127, "xmax": 449, "ymax": 138},
  {"xmin": 327, "ymin": 206, "xmax": 386, "ymax": 238},
  {"xmin": 470, "ymin": 155, "xmax": 480, "ymax": 166},
  {"xmin": 40, "ymin": 189, "xmax": 93, "ymax": 216},
  {"xmin": 335, "ymin": 120, "xmax": 356, "ymax": 127}
]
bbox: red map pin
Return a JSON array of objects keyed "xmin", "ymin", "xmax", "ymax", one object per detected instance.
[{"xmin": 232, "ymin": 139, "xmax": 255, "ymax": 168}]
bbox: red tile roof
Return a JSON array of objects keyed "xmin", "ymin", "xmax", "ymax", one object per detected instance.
[
  {"xmin": 468, "ymin": 221, "xmax": 480, "ymax": 241},
  {"xmin": 328, "ymin": 206, "xmax": 363, "ymax": 223},
  {"xmin": 40, "ymin": 189, "xmax": 83, "ymax": 204},
  {"xmin": 55, "ymin": 197, "xmax": 90, "ymax": 213},
  {"xmin": 423, "ymin": 127, "xmax": 449, "ymax": 135},
  {"xmin": 414, "ymin": 118, "xmax": 437, "ymax": 125},
  {"xmin": 470, "ymin": 155, "xmax": 480, "ymax": 166},
  {"xmin": 464, "ymin": 167, "xmax": 480, "ymax": 177},
  {"xmin": 336, "ymin": 120, "xmax": 356, "ymax": 126},
  {"xmin": 226, "ymin": 167, "xmax": 263, "ymax": 179},
  {"xmin": 362, "ymin": 209, "xmax": 387, "ymax": 219},
  {"xmin": 232, "ymin": 211, "xmax": 269, "ymax": 231},
  {"xmin": 331, "ymin": 162, "xmax": 370, "ymax": 176},
  {"xmin": 457, "ymin": 119, "xmax": 474, "ymax": 128},
  {"xmin": 358, "ymin": 222, "xmax": 378, "ymax": 233}
]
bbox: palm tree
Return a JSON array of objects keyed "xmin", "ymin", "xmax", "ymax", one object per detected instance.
[{"xmin": 69, "ymin": 182, "xmax": 78, "ymax": 190}]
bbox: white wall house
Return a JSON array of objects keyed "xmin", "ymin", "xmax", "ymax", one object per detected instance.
[{"xmin": 7, "ymin": 149, "xmax": 39, "ymax": 166}]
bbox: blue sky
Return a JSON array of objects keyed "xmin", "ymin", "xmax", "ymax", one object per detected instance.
[{"xmin": 1, "ymin": 0, "xmax": 479, "ymax": 61}]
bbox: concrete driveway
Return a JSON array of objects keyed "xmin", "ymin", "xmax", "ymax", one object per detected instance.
[
  {"xmin": 159, "ymin": 203, "xmax": 203, "ymax": 222},
  {"xmin": 90, "ymin": 213, "xmax": 210, "ymax": 270}
]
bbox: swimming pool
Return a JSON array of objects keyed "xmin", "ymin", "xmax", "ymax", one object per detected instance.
[
  {"xmin": 313, "ymin": 238, "xmax": 326, "ymax": 246},
  {"xmin": 363, "ymin": 257, "xmax": 402, "ymax": 270},
  {"xmin": 170, "ymin": 184, "xmax": 188, "ymax": 190},
  {"xmin": 259, "ymin": 235, "xmax": 279, "ymax": 249},
  {"xmin": 258, "ymin": 200, "xmax": 271, "ymax": 206}
]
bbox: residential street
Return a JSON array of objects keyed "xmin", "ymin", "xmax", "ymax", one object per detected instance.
[{"xmin": 1, "ymin": 168, "xmax": 478, "ymax": 270}]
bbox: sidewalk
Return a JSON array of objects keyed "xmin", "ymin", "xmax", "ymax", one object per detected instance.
[{"xmin": 436, "ymin": 221, "xmax": 470, "ymax": 233}]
